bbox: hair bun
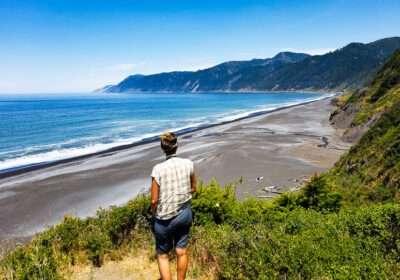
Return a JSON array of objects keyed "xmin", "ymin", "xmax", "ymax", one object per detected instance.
[
  {"xmin": 160, "ymin": 131, "xmax": 178, "ymax": 152},
  {"xmin": 161, "ymin": 131, "xmax": 176, "ymax": 142}
]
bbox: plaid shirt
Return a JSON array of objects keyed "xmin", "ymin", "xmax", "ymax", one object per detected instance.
[{"xmin": 151, "ymin": 156, "xmax": 194, "ymax": 220}]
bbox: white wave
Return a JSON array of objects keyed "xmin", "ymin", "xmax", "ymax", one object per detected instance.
[
  {"xmin": 169, "ymin": 122, "xmax": 209, "ymax": 133},
  {"xmin": 0, "ymin": 94, "xmax": 333, "ymax": 172},
  {"xmin": 214, "ymin": 94, "xmax": 332, "ymax": 123},
  {"xmin": 0, "ymin": 135, "xmax": 148, "ymax": 172},
  {"xmin": 0, "ymin": 122, "xmax": 213, "ymax": 172}
]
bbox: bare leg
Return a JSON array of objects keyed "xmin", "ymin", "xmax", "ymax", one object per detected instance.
[
  {"xmin": 176, "ymin": 248, "xmax": 188, "ymax": 280},
  {"xmin": 157, "ymin": 253, "xmax": 172, "ymax": 280}
]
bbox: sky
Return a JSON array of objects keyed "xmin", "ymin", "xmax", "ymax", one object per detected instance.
[{"xmin": 0, "ymin": 0, "xmax": 399, "ymax": 93}]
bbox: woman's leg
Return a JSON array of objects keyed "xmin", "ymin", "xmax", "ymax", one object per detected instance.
[
  {"xmin": 154, "ymin": 218, "xmax": 173, "ymax": 280},
  {"xmin": 172, "ymin": 206, "xmax": 192, "ymax": 280},
  {"xmin": 157, "ymin": 253, "xmax": 172, "ymax": 280},
  {"xmin": 176, "ymin": 248, "xmax": 188, "ymax": 280}
]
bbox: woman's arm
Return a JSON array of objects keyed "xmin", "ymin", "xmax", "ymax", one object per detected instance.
[
  {"xmin": 150, "ymin": 178, "xmax": 159, "ymax": 214},
  {"xmin": 190, "ymin": 172, "xmax": 197, "ymax": 194}
]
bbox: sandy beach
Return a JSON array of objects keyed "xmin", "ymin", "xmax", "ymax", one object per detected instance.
[{"xmin": 0, "ymin": 97, "xmax": 350, "ymax": 240}]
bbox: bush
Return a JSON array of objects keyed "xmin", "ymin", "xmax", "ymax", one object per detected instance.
[
  {"xmin": 191, "ymin": 178, "xmax": 240, "ymax": 225},
  {"xmin": 1, "ymin": 181, "xmax": 400, "ymax": 279},
  {"xmin": 191, "ymin": 204, "xmax": 400, "ymax": 279},
  {"xmin": 96, "ymin": 205, "xmax": 137, "ymax": 245},
  {"xmin": 81, "ymin": 225, "xmax": 112, "ymax": 267},
  {"xmin": 275, "ymin": 175, "xmax": 343, "ymax": 212},
  {"xmin": 53, "ymin": 215, "xmax": 85, "ymax": 254},
  {"xmin": 1, "ymin": 238, "xmax": 61, "ymax": 280},
  {"xmin": 0, "ymin": 195, "xmax": 152, "ymax": 278}
]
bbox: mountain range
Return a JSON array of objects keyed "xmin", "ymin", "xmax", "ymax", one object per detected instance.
[{"xmin": 97, "ymin": 37, "xmax": 400, "ymax": 93}]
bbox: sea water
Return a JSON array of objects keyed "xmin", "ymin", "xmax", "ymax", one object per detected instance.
[{"xmin": 0, "ymin": 92, "xmax": 332, "ymax": 172}]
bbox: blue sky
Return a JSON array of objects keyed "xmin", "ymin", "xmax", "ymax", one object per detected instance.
[{"xmin": 1, "ymin": 0, "xmax": 399, "ymax": 93}]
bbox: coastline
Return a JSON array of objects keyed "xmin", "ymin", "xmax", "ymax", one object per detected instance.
[
  {"xmin": 0, "ymin": 93, "xmax": 336, "ymax": 179},
  {"xmin": 98, "ymin": 88, "xmax": 343, "ymax": 94},
  {"xmin": 0, "ymin": 96, "xmax": 350, "ymax": 241}
]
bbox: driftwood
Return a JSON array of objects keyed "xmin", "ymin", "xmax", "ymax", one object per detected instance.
[
  {"xmin": 258, "ymin": 195, "xmax": 275, "ymax": 198},
  {"xmin": 288, "ymin": 186, "xmax": 302, "ymax": 192},
  {"xmin": 267, "ymin": 191, "xmax": 283, "ymax": 194},
  {"xmin": 263, "ymin": 186, "xmax": 283, "ymax": 194}
]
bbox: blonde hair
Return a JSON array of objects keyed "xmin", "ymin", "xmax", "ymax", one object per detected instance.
[{"xmin": 160, "ymin": 131, "xmax": 178, "ymax": 154}]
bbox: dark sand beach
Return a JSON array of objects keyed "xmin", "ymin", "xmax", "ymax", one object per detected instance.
[{"xmin": 0, "ymin": 98, "xmax": 350, "ymax": 240}]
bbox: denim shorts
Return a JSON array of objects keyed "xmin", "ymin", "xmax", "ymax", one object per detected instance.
[{"xmin": 153, "ymin": 204, "xmax": 193, "ymax": 254}]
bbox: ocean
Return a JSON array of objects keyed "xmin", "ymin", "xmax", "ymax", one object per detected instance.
[{"xmin": 0, "ymin": 92, "xmax": 332, "ymax": 173}]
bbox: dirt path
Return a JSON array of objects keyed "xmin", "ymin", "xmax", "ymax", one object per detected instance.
[{"xmin": 64, "ymin": 251, "xmax": 212, "ymax": 280}]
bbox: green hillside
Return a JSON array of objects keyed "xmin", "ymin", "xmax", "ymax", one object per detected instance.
[
  {"xmin": 100, "ymin": 52, "xmax": 310, "ymax": 93},
  {"xmin": 1, "ymin": 181, "xmax": 400, "ymax": 279},
  {"xmin": 253, "ymin": 37, "xmax": 400, "ymax": 91},
  {"xmin": 349, "ymin": 49, "xmax": 400, "ymax": 126},
  {"xmin": 2, "ymin": 49, "xmax": 400, "ymax": 280},
  {"xmin": 326, "ymin": 49, "xmax": 400, "ymax": 204},
  {"xmin": 99, "ymin": 37, "xmax": 400, "ymax": 93}
]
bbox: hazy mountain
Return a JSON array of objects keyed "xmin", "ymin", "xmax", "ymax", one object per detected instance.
[
  {"xmin": 99, "ymin": 52, "xmax": 310, "ymax": 93},
  {"xmin": 98, "ymin": 37, "xmax": 400, "ymax": 93}
]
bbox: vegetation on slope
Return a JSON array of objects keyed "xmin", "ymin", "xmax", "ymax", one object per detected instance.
[
  {"xmin": 253, "ymin": 37, "xmax": 400, "ymax": 91},
  {"xmin": 331, "ymin": 48, "xmax": 400, "ymax": 133},
  {"xmin": 326, "ymin": 49, "xmax": 400, "ymax": 204},
  {"xmin": 1, "ymin": 180, "xmax": 400, "ymax": 279}
]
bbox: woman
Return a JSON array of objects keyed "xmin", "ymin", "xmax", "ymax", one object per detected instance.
[{"xmin": 151, "ymin": 131, "xmax": 196, "ymax": 280}]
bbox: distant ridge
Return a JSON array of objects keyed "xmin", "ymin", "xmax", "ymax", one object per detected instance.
[
  {"xmin": 97, "ymin": 37, "xmax": 400, "ymax": 93},
  {"xmin": 97, "ymin": 52, "xmax": 310, "ymax": 93}
]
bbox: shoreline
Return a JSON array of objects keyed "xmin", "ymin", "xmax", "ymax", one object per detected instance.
[
  {"xmin": 0, "ymin": 97, "xmax": 350, "ymax": 240},
  {"xmin": 0, "ymin": 93, "xmax": 336, "ymax": 179},
  {"xmin": 99, "ymin": 89, "xmax": 343, "ymax": 94}
]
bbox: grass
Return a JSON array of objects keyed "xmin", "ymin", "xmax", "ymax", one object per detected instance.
[
  {"xmin": 346, "ymin": 49, "xmax": 400, "ymax": 126},
  {"xmin": 1, "ymin": 179, "xmax": 400, "ymax": 279}
]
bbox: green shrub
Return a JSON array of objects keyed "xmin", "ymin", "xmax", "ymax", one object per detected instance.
[
  {"xmin": 81, "ymin": 225, "xmax": 112, "ymax": 267},
  {"xmin": 191, "ymin": 178, "xmax": 239, "ymax": 225},
  {"xmin": 2, "ymin": 239, "xmax": 61, "ymax": 280},
  {"xmin": 96, "ymin": 204, "xmax": 137, "ymax": 245},
  {"xmin": 191, "ymin": 204, "xmax": 400, "ymax": 279},
  {"xmin": 126, "ymin": 194, "xmax": 153, "ymax": 228},
  {"xmin": 2, "ymin": 181, "xmax": 400, "ymax": 279},
  {"xmin": 275, "ymin": 175, "xmax": 343, "ymax": 212},
  {"xmin": 53, "ymin": 215, "xmax": 85, "ymax": 254}
]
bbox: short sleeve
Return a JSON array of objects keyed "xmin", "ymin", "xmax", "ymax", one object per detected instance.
[{"xmin": 151, "ymin": 165, "xmax": 160, "ymax": 185}]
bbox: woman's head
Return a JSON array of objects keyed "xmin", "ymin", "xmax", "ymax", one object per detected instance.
[{"xmin": 160, "ymin": 131, "xmax": 178, "ymax": 155}]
